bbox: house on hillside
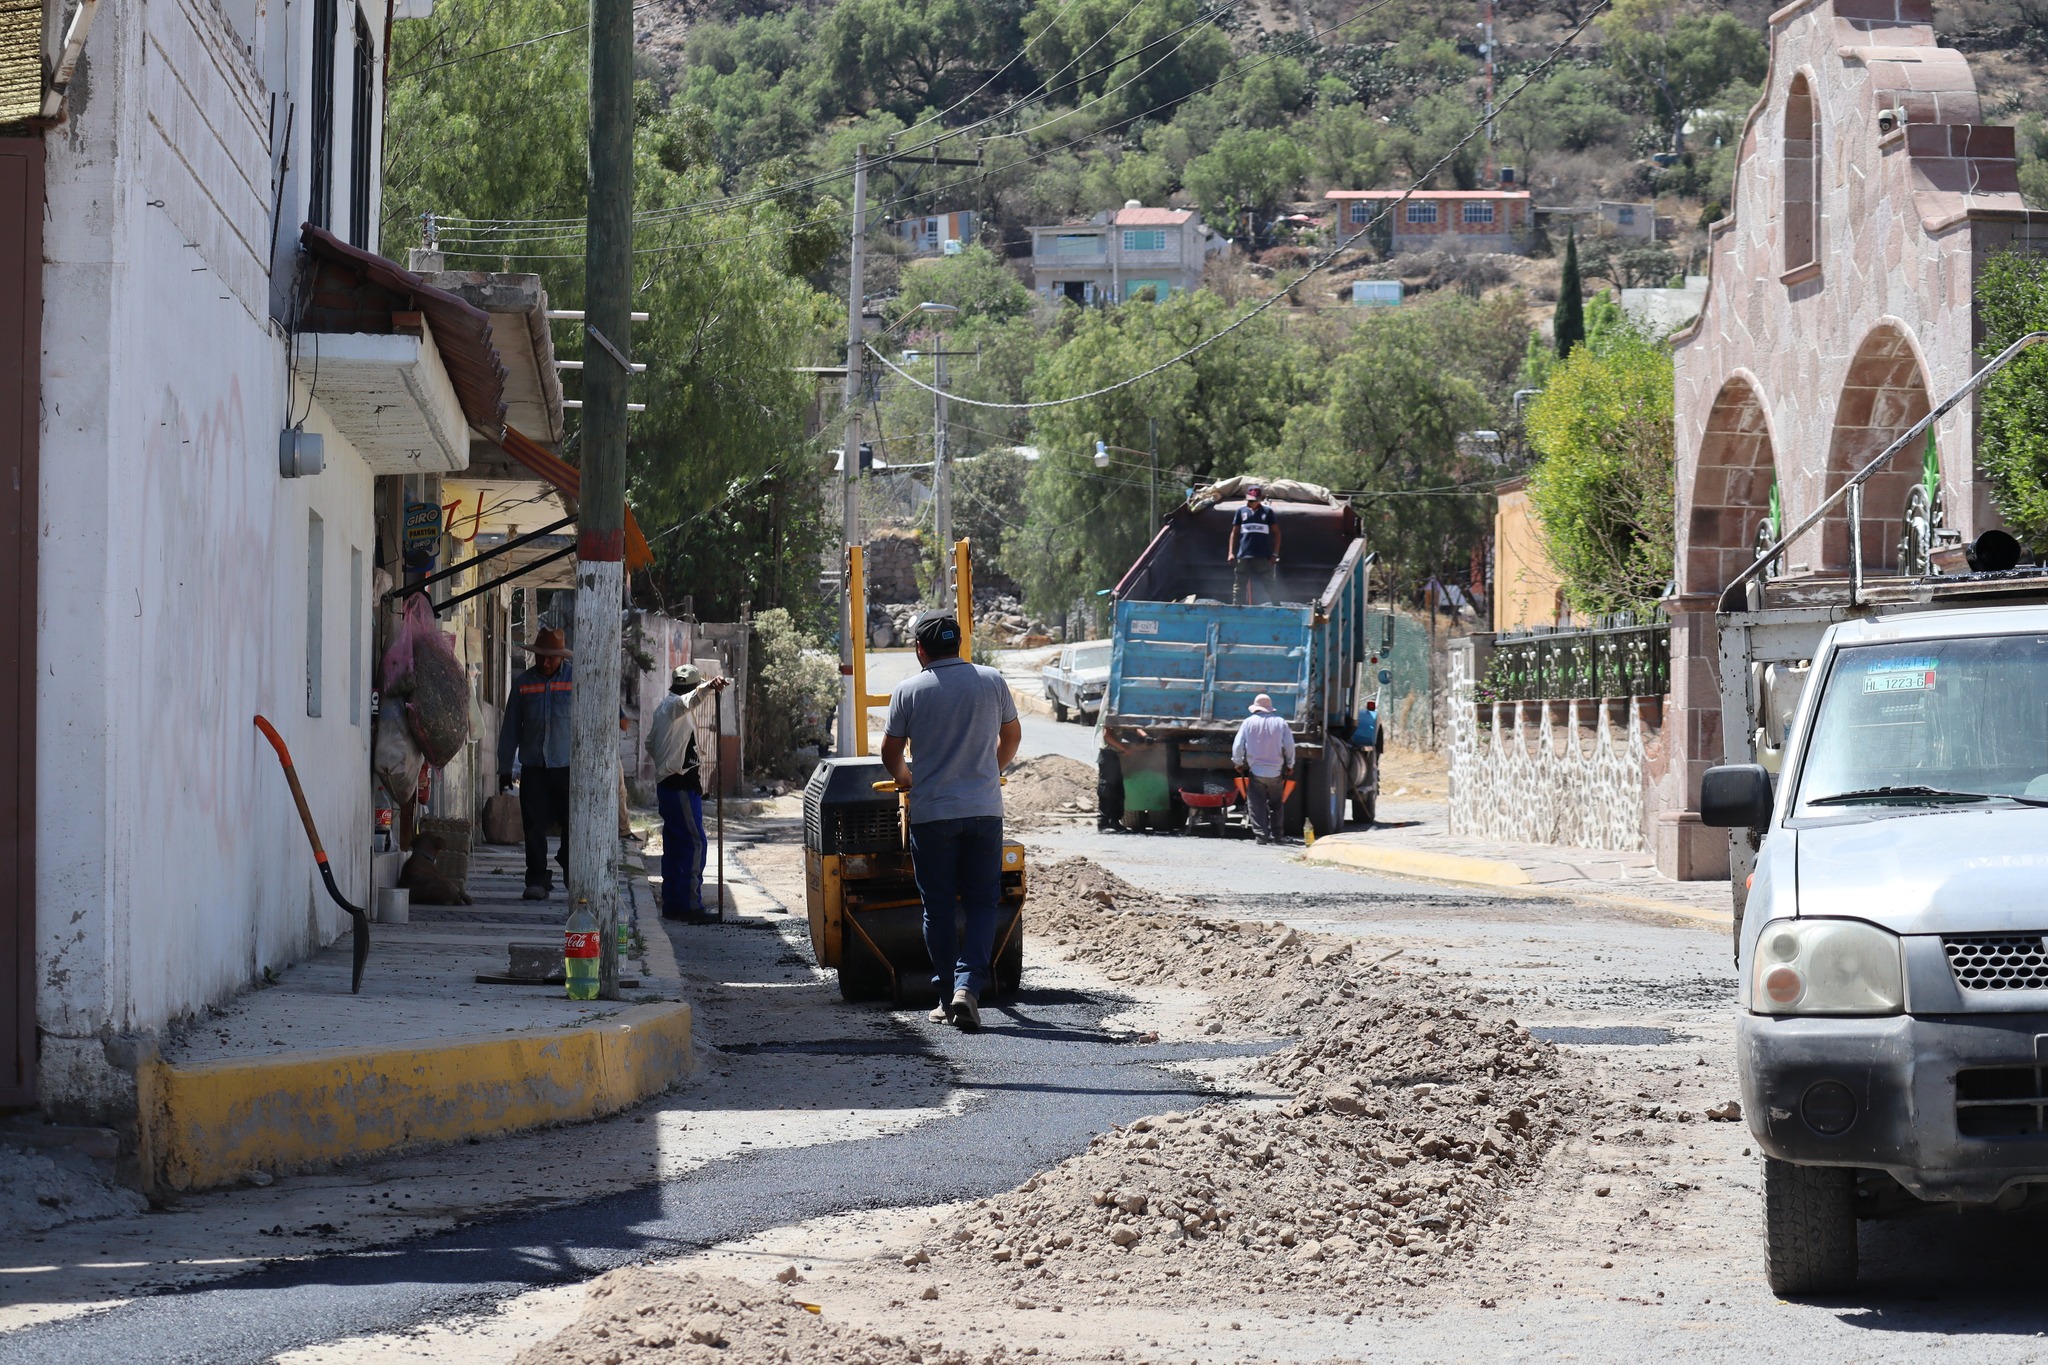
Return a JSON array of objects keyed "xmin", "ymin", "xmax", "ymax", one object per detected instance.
[
  {"xmin": 891, "ymin": 210, "xmax": 978, "ymax": 256},
  {"xmin": 1029, "ymin": 202, "xmax": 1228, "ymax": 305},
  {"xmin": 1325, "ymin": 189, "xmax": 1533, "ymax": 256}
]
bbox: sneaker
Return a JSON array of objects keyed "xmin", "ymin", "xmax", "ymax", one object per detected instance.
[
  {"xmin": 928, "ymin": 999, "xmax": 955, "ymax": 1025},
  {"xmin": 951, "ymin": 989, "xmax": 980, "ymax": 1032},
  {"xmin": 1255, "ymin": 835, "xmax": 1273, "ymax": 846},
  {"xmin": 523, "ymin": 883, "xmax": 549, "ymax": 901}
]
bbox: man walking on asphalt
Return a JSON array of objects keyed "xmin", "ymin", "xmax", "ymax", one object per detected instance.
[
  {"xmin": 1227, "ymin": 482, "xmax": 1282, "ymax": 606},
  {"xmin": 1233, "ymin": 692, "xmax": 1296, "ymax": 845},
  {"xmin": 497, "ymin": 628, "xmax": 574, "ymax": 900},
  {"xmin": 881, "ymin": 612, "xmax": 1022, "ymax": 1032},
  {"xmin": 648, "ymin": 663, "xmax": 729, "ymax": 921}
]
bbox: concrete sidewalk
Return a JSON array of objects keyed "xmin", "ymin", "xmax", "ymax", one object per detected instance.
[
  {"xmin": 1306, "ymin": 798, "xmax": 1733, "ymax": 925},
  {"xmin": 144, "ymin": 841, "xmax": 693, "ymax": 1193}
]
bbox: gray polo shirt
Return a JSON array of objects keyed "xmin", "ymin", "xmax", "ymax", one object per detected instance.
[{"xmin": 884, "ymin": 655, "xmax": 1018, "ymax": 823}]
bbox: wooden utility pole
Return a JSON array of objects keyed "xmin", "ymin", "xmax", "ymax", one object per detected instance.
[
  {"xmin": 571, "ymin": 0, "xmax": 633, "ymax": 998},
  {"xmin": 835, "ymin": 147, "xmax": 868, "ymax": 757}
]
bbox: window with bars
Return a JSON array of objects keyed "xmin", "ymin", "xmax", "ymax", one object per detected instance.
[
  {"xmin": 307, "ymin": 0, "xmax": 337, "ymax": 228},
  {"xmin": 1405, "ymin": 202, "xmax": 1439, "ymax": 224},
  {"xmin": 1462, "ymin": 201, "xmax": 1495, "ymax": 225},
  {"xmin": 348, "ymin": 7, "xmax": 374, "ymax": 246},
  {"xmin": 1121, "ymin": 229, "xmax": 1167, "ymax": 251},
  {"xmin": 1350, "ymin": 203, "xmax": 1371, "ymax": 224}
]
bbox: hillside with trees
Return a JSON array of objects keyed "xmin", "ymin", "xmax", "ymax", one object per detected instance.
[{"xmin": 385, "ymin": 0, "xmax": 2048, "ymax": 627}]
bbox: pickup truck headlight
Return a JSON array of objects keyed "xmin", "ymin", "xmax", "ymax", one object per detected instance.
[{"xmin": 1750, "ymin": 918, "xmax": 1903, "ymax": 1016}]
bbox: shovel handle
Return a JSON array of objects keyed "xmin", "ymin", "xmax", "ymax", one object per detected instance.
[{"xmin": 254, "ymin": 715, "xmax": 327, "ymax": 864}]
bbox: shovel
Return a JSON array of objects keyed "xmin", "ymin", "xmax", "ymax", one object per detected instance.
[{"xmin": 254, "ymin": 715, "xmax": 371, "ymax": 992}]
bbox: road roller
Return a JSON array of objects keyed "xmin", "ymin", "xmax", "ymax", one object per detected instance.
[{"xmin": 801, "ymin": 757, "xmax": 1026, "ymax": 1005}]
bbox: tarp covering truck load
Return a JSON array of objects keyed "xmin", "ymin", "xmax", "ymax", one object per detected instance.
[{"xmin": 1103, "ymin": 478, "xmax": 1387, "ymax": 838}]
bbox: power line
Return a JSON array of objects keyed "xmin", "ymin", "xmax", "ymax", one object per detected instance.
[
  {"xmin": 391, "ymin": 1, "xmax": 663, "ymax": 81},
  {"xmin": 864, "ymin": 1, "xmax": 1611, "ymax": 413}
]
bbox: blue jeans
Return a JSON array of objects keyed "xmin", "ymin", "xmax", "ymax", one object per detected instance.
[
  {"xmin": 657, "ymin": 783, "xmax": 706, "ymax": 916},
  {"xmin": 908, "ymin": 815, "xmax": 1004, "ymax": 999}
]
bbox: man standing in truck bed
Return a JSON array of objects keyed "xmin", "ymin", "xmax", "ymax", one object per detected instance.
[
  {"xmin": 1227, "ymin": 482, "xmax": 1282, "ymax": 605},
  {"xmin": 880, "ymin": 612, "xmax": 1023, "ymax": 1032}
]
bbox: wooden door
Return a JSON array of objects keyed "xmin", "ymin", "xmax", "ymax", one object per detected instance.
[{"xmin": 0, "ymin": 137, "xmax": 41, "ymax": 1107}]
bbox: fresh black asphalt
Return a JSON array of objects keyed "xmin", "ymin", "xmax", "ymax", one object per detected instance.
[{"xmin": 0, "ymin": 988, "xmax": 1279, "ymax": 1365}]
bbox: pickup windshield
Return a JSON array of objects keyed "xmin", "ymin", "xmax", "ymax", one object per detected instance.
[
  {"xmin": 1072, "ymin": 645, "xmax": 1111, "ymax": 671},
  {"xmin": 1794, "ymin": 635, "xmax": 2048, "ymax": 815}
]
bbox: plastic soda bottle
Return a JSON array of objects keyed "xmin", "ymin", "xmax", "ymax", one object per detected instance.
[
  {"xmin": 564, "ymin": 901, "xmax": 601, "ymax": 1001},
  {"xmin": 616, "ymin": 918, "xmax": 631, "ymax": 958}
]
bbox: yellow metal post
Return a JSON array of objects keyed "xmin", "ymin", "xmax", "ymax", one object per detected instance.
[
  {"xmin": 954, "ymin": 537, "xmax": 974, "ymax": 663},
  {"xmin": 848, "ymin": 543, "xmax": 870, "ymax": 757}
]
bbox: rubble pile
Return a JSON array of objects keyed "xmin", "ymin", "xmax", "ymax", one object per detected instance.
[
  {"xmin": 866, "ymin": 601, "xmax": 925, "ymax": 649},
  {"xmin": 974, "ymin": 592, "xmax": 1055, "ymax": 648},
  {"xmin": 914, "ymin": 858, "xmax": 1587, "ymax": 1299},
  {"xmin": 514, "ymin": 1268, "xmax": 1023, "ymax": 1365},
  {"xmin": 997, "ymin": 755, "xmax": 1097, "ymax": 827}
]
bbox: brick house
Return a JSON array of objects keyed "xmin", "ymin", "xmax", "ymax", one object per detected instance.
[{"xmin": 1325, "ymin": 189, "xmax": 1532, "ymax": 255}]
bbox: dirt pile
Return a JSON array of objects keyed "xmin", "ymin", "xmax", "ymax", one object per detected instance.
[
  {"xmin": 1000, "ymin": 756, "xmax": 1096, "ymax": 825},
  {"xmin": 513, "ymin": 1268, "xmax": 1026, "ymax": 1365},
  {"xmin": 917, "ymin": 859, "xmax": 1587, "ymax": 1300}
]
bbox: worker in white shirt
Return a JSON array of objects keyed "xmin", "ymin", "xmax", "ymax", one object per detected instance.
[
  {"xmin": 647, "ymin": 664, "xmax": 729, "ymax": 921},
  {"xmin": 1232, "ymin": 692, "xmax": 1296, "ymax": 844}
]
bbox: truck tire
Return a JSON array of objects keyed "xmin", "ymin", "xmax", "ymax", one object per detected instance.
[
  {"xmin": 1282, "ymin": 777, "xmax": 1306, "ymax": 839},
  {"xmin": 1307, "ymin": 747, "xmax": 1346, "ymax": 840},
  {"xmin": 1763, "ymin": 1158, "xmax": 1857, "ymax": 1295},
  {"xmin": 1051, "ymin": 697, "xmax": 1068, "ymax": 723}
]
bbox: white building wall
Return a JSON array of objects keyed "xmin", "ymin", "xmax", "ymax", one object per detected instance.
[{"xmin": 36, "ymin": 0, "xmax": 377, "ymax": 1117}]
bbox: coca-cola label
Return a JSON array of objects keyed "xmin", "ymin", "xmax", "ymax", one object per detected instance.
[{"xmin": 564, "ymin": 931, "xmax": 601, "ymax": 958}]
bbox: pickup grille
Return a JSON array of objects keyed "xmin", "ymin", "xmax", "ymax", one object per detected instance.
[
  {"xmin": 1944, "ymin": 934, "xmax": 2048, "ymax": 991},
  {"xmin": 1956, "ymin": 1066, "xmax": 2048, "ymax": 1138}
]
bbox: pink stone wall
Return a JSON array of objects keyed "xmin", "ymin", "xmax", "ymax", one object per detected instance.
[{"xmin": 1658, "ymin": 0, "xmax": 2042, "ymax": 879}]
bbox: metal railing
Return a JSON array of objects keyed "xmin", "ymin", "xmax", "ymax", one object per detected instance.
[
  {"xmin": 1715, "ymin": 331, "xmax": 2048, "ymax": 613},
  {"xmin": 1483, "ymin": 617, "xmax": 1671, "ymax": 702}
]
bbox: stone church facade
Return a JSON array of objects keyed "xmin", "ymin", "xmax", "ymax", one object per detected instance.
[{"xmin": 1658, "ymin": 0, "xmax": 2043, "ymax": 879}]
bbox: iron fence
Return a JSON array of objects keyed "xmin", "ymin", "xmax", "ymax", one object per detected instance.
[{"xmin": 1481, "ymin": 618, "xmax": 1670, "ymax": 701}]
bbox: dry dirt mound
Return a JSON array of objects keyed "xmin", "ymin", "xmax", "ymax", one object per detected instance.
[
  {"xmin": 513, "ymin": 1268, "xmax": 1024, "ymax": 1365},
  {"xmin": 914, "ymin": 860, "xmax": 1586, "ymax": 1303},
  {"xmin": 1000, "ymin": 756, "xmax": 1096, "ymax": 825}
]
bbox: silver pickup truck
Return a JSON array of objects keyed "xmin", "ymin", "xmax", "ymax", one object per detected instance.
[
  {"xmin": 1041, "ymin": 640, "xmax": 1111, "ymax": 723},
  {"xmin": 1706, "ymin": 585, "xmax": 2048, "ymax": 1295}
]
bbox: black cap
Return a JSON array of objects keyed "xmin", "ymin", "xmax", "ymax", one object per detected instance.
[{"xmin": 913, "ymin": 611, "xmax": 962, "ymax": 652}]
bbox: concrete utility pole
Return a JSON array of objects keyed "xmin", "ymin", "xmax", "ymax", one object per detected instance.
[
  {"xmin": 932, "ymin": 339, "xmax": 949, "ymax": 603},
  {"xmin": 571, "ymin": 0, "xmax": 633, "ymax": 998},
  {"xmin": 835, "ymin": 147, "xmax": 868, "ymax": 757}
]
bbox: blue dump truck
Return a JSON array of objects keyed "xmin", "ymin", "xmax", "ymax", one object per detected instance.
[{"xmin": 1103, "ymin": 481, "xmax": 1388, "ymax": 838}]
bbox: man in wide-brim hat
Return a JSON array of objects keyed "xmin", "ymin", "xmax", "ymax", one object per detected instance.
[
  {"xmin": 497, "ymin": 627, "xmax": 575, "ymax": 899},
  {"xmin": 647, "ymin": 662, "xmax": 730, "ymax": 921}
]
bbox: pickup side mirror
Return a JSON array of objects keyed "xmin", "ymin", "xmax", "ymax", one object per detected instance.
[{"xmin": 1700, "ymin": 764, "xmax": 1774, "ymax": 830}]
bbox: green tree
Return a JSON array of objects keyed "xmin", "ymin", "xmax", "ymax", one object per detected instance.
[
  {"xmin": 1554, "ymin": 230, "xmax": 1586, "ymax": 358},
  {"xmin": 1282, "ymin": 306, "xmax": 1498, "ymax": 593},
  {"xmin": 1496, "ymin": 67, "xmax": 1630, "ymax": 174},
  {"xmin": 747, "ymin": 608, "xmax": 842, "ymax": 774},
  {"xmin": 2018, "ymin": 113, "xmax": 2048, "ymax": 211},
  {"xmin": 1024, "ymin": 0, "xmax": 1231, "ymax": 125},
  {"xmin": 888, "ymin": 246, "xmax": 1037, "ymax": 325},
  {"xmin": 1017, "ymin": 293, "xmax": 1312, "ymax": 609},
  {"xmin": 1303, "ymin": 102, "xmax": 1389, "ymax": 192},
  {"xmin": 1603, "ymin": 0, "xmax": 1767, "ymax": 154},
  {"xmin": 1183, "ymin": 129, "xmax": 1312, "ymax": 242},
  {"xmin": 1384, "ymin": 92, "xmax": 1485, "ymax": 190},
  {"xmin": 1524, "ymin": 326, "xmax": 1675, "ymax": 615},
  {"xmin": 1976, "ymin": 250, "xmax": 2048, "ymax": 548},
  {"xmin": 1079, "ymin": 150, "xmax": 1179, "ymax": 212},
  {"xmin": 815, "ymin": 0, "xmax": 1026, "ymax": 119},
  {"xmin": 384, "ymin": 0, "xmax": 838, "ymax": 621}
]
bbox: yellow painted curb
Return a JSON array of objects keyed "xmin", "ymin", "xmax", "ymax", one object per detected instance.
[
  {"xmin": 138, "ymin": 1002, "xmax": 693, "ymax": 1192},
  {"xmin": 1305, "ymin": 839, "xmax": 1533, "ymax": 887}
]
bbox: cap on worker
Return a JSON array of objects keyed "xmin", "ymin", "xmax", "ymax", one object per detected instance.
[
  {"xmin": 531, "ymin": 627, "xmax": 570, "ymax": 657},
  {"xmin": 913, "ymin": 611, "xmax": 962, "ymax": 651},
  {"xmin": 1248, "ymin": 693, "xmax": 1276, "ymax": 714},
  {"xmin": 1244, "ymin": 482, "xmax": 1264, "ymax": 496},
  {"xmin": 671, "ymin": 663, "xmax": 703, "ymax": 693}
]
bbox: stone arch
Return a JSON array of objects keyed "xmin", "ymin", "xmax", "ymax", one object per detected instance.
[
  {"xmin": 1783, "ymin": 72, "xmax": 1819, "ymax": 274},
  {"xmin": 1686, "ymin": 375, "xmax": 1778, "ymax": 596},
  {"xmin": 1820, "ymin": 322, "xmax": 1930, "ymax": 572}
]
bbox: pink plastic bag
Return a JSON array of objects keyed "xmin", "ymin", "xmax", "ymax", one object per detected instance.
[{"xmin": 383, "ymin": 594, "xmax": 470, "ymax": 767}]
